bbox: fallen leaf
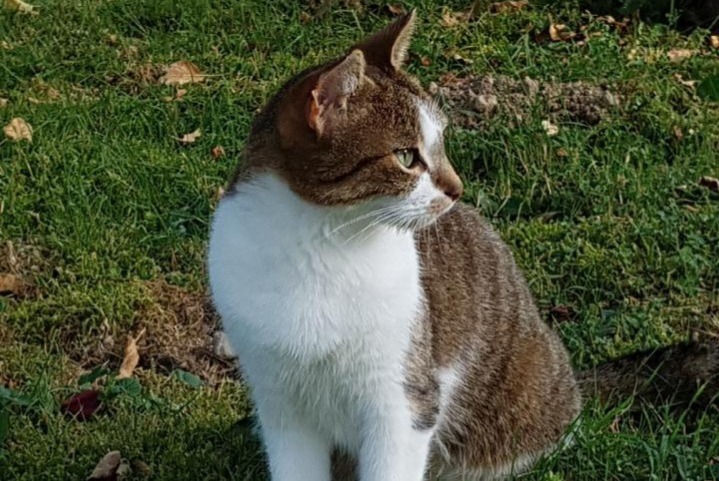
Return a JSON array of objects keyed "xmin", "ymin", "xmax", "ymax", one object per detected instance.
[
  {"xmin": 549, "ymin": 23, "xmax": 576, "ymax": 42},
  {"xmin": 699, "ymin": 176, "xmax": 719, "ymax": 192},
  {"xmin": 3, "ymin": 117, "xmax": 33, "ymax": 142},
  {"xmin": 673, "ymin": 73, "xmax": 697, "ymax": 88},
  {"xmin": 299, "ymin": 11, "xmax": 311, "ymax": 23},
  {"xmin": 489, "ymin": 1, "xmax": 528, "ymax": 14},
  {"xmin": 673, "ymin": 126, "xmax": 684, "ymax": 140},
  {"xmin": 387, "ymin": 3, "xmax": 406, "ymax": 16},
  {"xmin": 61, "ymin": 389, "xmax": 102, "ymax": 421},
  {"xmin": 117, "ymin": 328, "xmax": 145, "ymax": 379},
  {"xmin": 420, "ymin": 56, "xmax": 431, "ymax": 67},
  {"xmin": 0, "ymin": 274, "xmax": 24, "ymax": 296},
  {"xmin": 162, "ymin": 88, "xmax": 187, "ymax": 103},
  {"xmin": 440, "ymin": 11, "xmax": 470, "ymax": 28},
  {"xmin": 710, "ymin": 35, "xmax": 719, "ymax": 49},
  {"xmin": 0, "ymin": 98, "xmax": 7, "ymax": 108},
  {"xmin": 542, "ymin": 119, "xmax": 559, "ymax": 136},
  {"xmin": 159, "ymin": 61, "xmax": 205, "ymax": 86},
  {"xmin": 667, "ymin": 48, "xmax": 695, "ymax": 63},
  {"xmin": 4, "ymin": 0, "xmax": 35, "ymax": 14},
  {"xmin": 211, "ymin": 145, "xmax": 225, "ymax": 159},
  {"xmin": 88, "ymin": 451, "xmax": 121, "ymax": 481},
  {"xmin": 1, "ymin": 41, "xmax": 11, "ymax": 50},
  {"xmin": 177, "ymin": 128, "xmax": 201, "ymax": 145},
  {"xmin": 608, "ymin": 416, "xmax": 621, "ymax": 433},
  {"xmin": 556, "ymin": 148, "xmax": 568, "ymax": 157}
]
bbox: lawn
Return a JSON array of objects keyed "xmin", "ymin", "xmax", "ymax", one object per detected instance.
[{"xmin": 1, "ymin": 0, "xmax": 718, "ymax": 479}]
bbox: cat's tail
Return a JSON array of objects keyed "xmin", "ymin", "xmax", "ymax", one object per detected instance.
[{"xmin": 577, "ymin": 336, "xmax": 719, "ymax": 409}]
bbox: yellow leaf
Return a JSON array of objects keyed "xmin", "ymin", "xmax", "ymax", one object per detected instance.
[
  {"xmin": 159, "ymin": 61, "xmax": 206, "ymax": 86},
  {"xmin": 667, "ymin": 48, "xmax": 695, "ymax": 63},
  {"xmin": 177, "ymin": 128, "xmax": 201, "ymax": 145},
  {"xmin": 710, "ymin": 36, "xmax": 719, "ymax": 49},
  {"xmin": 3, "ymin": 117, "xmax": 33, "ymax": 142},
  {"xmin": 117, "ymin": 329, "xmax": 145, "ymax": 379},
  {"xmin": 4, "ymin": 0, "xmax": 35, "ymax": 13}
]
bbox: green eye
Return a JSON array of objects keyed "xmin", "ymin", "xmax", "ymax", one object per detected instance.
[{"xmin": 395, "ymin": 149, "xmax": 415, "ymax": 168}]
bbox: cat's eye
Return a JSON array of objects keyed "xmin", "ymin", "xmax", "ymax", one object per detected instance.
[{"xmin": 395, "ymin": 149, "xmax": 419, "ymax": 169}]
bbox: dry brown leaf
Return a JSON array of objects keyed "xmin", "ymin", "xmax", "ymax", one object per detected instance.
[
  {"xmin": 211, "ymin": 145, "xmax": 225, "ymax": 159},
  {"xmin": 667, "ymin": 48, "xmax": 695, "ymax": 63},
  {"xmin": 673, "ymin": 126, "xmax": 684, "ymax": 140},
  {"xmin": 420, "ymin": 56, "xmax": 431, "ymax": 67},
  {"xmin": 549, "ymin": 23, "xmax": 576, "ymax": 42},
  {"xmin": 0, "ymin": 98, "xmax": 8, "ymax": 108},
  {"xmin": 3, "ymin": 117, "xmax": 33, "ymax": 142},
  {"xmin": 88, "ymin": 451, "xmax": 122, "ymax": 481},
  {"xmin": 542, "ymin": 119, "xmax": 559, "ymax": 136},
  {"xmin": 673, "ymin": 73, "xmax": 697, "ymax": 88},
  {"xmin": 177, "ymin": 128, "xmax": 201, "ymax": 145},
  {"xmin": 0, "ymin": 274, "xmax": 24, "ymax": 295},
  {"xmin": 299, "ymin": 11, "xmax": 311, "ymax": 23},
  {"xmin": 4, "ymin": 0, "xmax": 35, "ymax": 13},
  {"xmin": 440, "ymin": 11, "xmax": 470, "ymax": 28},
  {"xmin": 387, "ymin": 3, "xmax": 406, "ymax": 16},
  {"xmin": 710, "ymin": 35, "xmax": 719, "ymax": 49},
  {"xmin": 159, "ymin": 61, "xmax": 205, "ymax": 86},
  {"xmin": 162, "ymin": 88, "xmax": 187, "ymax": 103},
  {"xmin": 489, "ymin": 1, "xmax": 528, "ymax": 14},
  {"xmin": 699, "ymin": 176, "xmax": 719, "ymax": 192},
  {"xmin": 117, "ymin": 328, "xmax": 145, "ymax": 379}
]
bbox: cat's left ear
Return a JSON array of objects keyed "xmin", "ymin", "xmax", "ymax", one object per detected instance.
[
  {"xmin": 353, "ymin": 9, "xmax": 416, "ymax": 71},
  {"xmin": 308, "ymin": 49, "xmax": 366, "ymax": 136}
]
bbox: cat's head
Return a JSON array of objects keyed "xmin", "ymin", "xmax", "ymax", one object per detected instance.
[{"xmin": 245, "ymin": 11, "xmax": 462, "ymax": 231}]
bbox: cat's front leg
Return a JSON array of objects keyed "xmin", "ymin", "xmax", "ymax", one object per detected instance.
[
  {"xmin": 358, "ymin": 404, "xmax": 434, "ymax": 481},
  {"xmin": 256, "ymin": 399, "xmax": 332, "ymax": 481}
]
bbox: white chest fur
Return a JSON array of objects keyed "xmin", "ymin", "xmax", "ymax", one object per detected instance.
[{"xmin": 208, "ymin": 174, "xmax": 423, "ymax": 449}]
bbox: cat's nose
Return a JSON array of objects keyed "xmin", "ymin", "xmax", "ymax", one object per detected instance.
[
  {"xmin": 434, "ymin": 167, "xmax": 463, "ymax": 201},
  {"xmin": 443, "ymin": 180, "xmax": 463, "ymax": 201}
]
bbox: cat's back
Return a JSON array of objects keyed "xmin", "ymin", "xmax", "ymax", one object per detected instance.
[{"xmin": 418, "ymin": 204, "xmax": 581, "ymax": 474}]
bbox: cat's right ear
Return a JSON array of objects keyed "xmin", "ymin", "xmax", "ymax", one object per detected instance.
[{"xmin": 307, "ymin": 49, "xmax": 366, "ymax": 137}]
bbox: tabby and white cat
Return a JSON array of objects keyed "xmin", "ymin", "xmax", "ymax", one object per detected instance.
[{"xmin": 208, "ymin": 11, "xmax": 717, "ymax": 481}]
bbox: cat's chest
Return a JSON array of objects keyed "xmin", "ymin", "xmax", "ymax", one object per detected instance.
[{"xmin": 208, "ymin": 175, "xmax": 423, "ymax": 360}]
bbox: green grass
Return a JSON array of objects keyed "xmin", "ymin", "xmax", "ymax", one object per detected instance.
[{"xmin": 1, "ymin": 0, "xmax": 718, "ymax": 479}]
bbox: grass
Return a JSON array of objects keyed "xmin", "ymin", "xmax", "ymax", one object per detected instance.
[{"xmin": 1, "ymin": 0, "xmax": 718, "ymax": 479}]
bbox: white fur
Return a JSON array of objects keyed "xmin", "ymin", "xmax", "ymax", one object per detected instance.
[
  {"xmin": 418, "ymin": 102, "xmax": 444, "ymax": 167},
  {"xmin": 208, "ymin": 173, "xmax": 438, "ymax": 481}
]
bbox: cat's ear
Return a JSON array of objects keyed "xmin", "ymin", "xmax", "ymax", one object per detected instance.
[
  {"xmin": 353, "ymin": 10, "xmax": 416, "ymax": 71},
  {"xmin": 308, "ymin": 49, "xmax": 366, "ymax": 136}
]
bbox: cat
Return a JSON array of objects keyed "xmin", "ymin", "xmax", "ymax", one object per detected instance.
[{"xmin": 208, "ymin": 11, "xmax": 718, "ymax": 481}]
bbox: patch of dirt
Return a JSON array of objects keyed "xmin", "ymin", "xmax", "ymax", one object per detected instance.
[
  {"xmin": 90, "ymin": 280, "xmax": 236, "ymax": 386},
  {"xmin": 430, "ymin": 74, "xmax": 622, "ymax": 129}
]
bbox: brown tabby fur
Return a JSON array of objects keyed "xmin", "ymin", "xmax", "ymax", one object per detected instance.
[{"xmin": 225, "ymin": 11, "xmax": 719, "ymax": 480}]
